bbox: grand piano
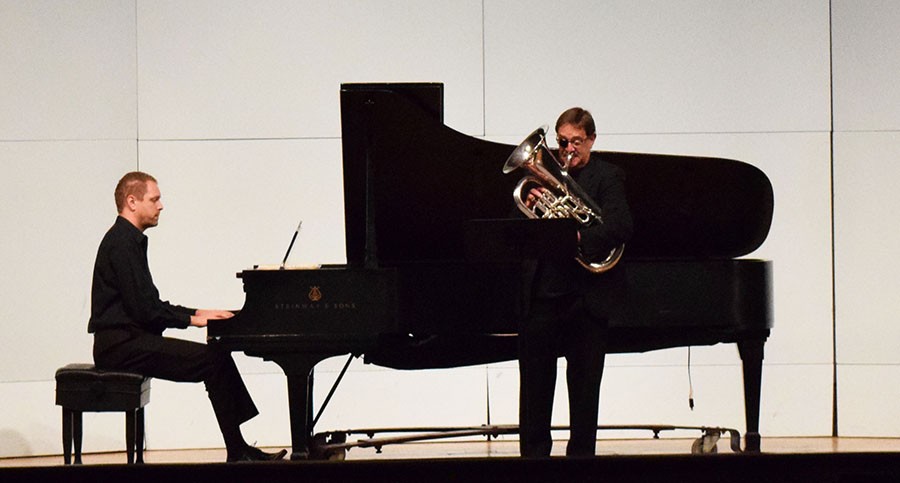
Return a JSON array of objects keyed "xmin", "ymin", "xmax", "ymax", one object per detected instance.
[{"xmin": 208, "ymin": 83, "xmax": 774, "ymax": 459}]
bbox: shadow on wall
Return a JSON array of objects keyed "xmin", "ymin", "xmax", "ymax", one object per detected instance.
[{"xmin": 0, "ymin": 429, "xmax": 34, "ymax": 458}]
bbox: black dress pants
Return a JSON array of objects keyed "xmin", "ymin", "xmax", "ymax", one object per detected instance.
[
  {"xmin": 93, "ymin": 327, "xmax": 259, "ymax": 451},
  {"xmin": 518, "ymin": 293, "xmax": 608, "ymax": 457}
]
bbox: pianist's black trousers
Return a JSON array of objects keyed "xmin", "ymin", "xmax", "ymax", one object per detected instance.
[
  {"xmin": 93, "ymin": 327, "xmax": 259, "ymax": 452},
  {"xmin": 518, "ymin": 293, "xmax": 608, "ymax": 458}
]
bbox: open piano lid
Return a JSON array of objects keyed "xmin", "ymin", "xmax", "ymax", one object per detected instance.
[{"xmin": 340, "ymin": 83, "xmax": 774, "ymax": 264}]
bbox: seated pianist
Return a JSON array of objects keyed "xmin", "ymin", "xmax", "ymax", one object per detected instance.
[{"xmin": 87, "ymin": 171, "xmax": 287, "ymax": 463}]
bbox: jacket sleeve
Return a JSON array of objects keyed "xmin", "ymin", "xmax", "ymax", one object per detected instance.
[{"xmin": 578, "ymin": 164, "xmax": 633, "ymax": 262}]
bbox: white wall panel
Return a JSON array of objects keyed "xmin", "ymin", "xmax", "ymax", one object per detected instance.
[
  {"xmin": 831, "ymin": 1, "xmax": 900, "ymax": 438},
  {"xmin": 0, "ymin": 141, "xmax": 135, "ymax": 382},
  {"xmin": 602, "ymin": 365, "xmax": 745, "ymax": 437},
  {"xmin": 832, "ymin": 0, "xmax": 900, "ymax": 132},
  {"xmin": 601, "ymin": 364, "xmax": 833, "ymax": 438},
  {"xmin": 755, "ymin": 364, "xmax": 833, "ymax": 437},
  {"xmin": 137, "ymin": 0, "xmax": 486, "ymax": 140},
  {"xmin": 0, "ymin": 0, "xmax": 137, "ymax": 140},
  {"xmin": 0, "ymin": 381, "xmax": 58, "ymax": 458},
  {"xmin": 311, "ymin": 366, "xmax": 492, "ymax": 431},
  {"xmin": 483, "ymin": 0, "xmax": 830, "ymax": 137},
  {"xmin": 834, "ymin": 131, "xmax": 900, "ymax": 364},
  {"xmin": 144, "ymin": 378, "xmax": 231, "ymax": 450},
  {"xmin": 838, "ymin": 365, "xmax": 900, "ymax": 437}
]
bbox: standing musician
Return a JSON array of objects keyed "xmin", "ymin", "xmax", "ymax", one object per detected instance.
[
  {"xmin": 88, "ymin": 171, "xmax": 287, "ymax": 462},
  {"xmin": 517, "ymin": 107, "xmax": 633, "ymax": 457}
]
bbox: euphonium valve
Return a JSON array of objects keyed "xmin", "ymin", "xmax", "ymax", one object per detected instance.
[{"xmin": 502, "ymin": 126, "xmax": 625, "ymax": 273}]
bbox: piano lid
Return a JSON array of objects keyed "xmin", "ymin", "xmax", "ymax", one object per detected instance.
[
  {"xmin": 340, "ymin": 83, "xmax": 774, "ymax": 264},
  {"xmin": 604, "ymin": 150, "xmax": 774, "ymax": 259},
  {"xmin": 340, "ymin": 83, "xmax": 519, "ymax": 266}
]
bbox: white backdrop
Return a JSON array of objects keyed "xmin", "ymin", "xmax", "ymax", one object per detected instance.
[{"xmin": 1, "ymin": 0, "xmax": 898, "ymax": 458}]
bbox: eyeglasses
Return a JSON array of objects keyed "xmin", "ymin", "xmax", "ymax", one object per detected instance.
[{"xmin": 557, "ymin": 137, "xmax": 585, "ymax": 149}]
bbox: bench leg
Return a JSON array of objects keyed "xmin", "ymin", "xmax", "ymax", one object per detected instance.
[
  {"xmin": 125, "ymin": 410, "xmax": 136, "ymax": 464},
  {"xmin": 136, "ymin": 407, "xmax": 145, "ymax": 464},
  {"xmin": 73, "ymin": 411, "xmax": 83, "ymax": 465},
  {"xmin": 62, "ymin": 408, "xmax": 72, "ymax": 465}
]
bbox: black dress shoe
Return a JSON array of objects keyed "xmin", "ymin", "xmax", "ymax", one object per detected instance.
[{"xmin": 226, "ymin": 446, "xmax": 288, "ymax": 462}]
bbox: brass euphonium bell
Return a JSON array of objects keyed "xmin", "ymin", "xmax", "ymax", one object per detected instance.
[{"xmin": 503, "ymin": 126, "xmax": 625, "ymax": 273}]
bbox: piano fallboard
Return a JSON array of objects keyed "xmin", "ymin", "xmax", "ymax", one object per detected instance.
[{"xmin": 210, "ymin": 267, "xmax": 398, "ymax": 338}]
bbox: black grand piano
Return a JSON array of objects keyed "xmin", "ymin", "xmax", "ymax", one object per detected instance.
[{"xmin": 208, "ymin": 83, "xmax": 774, "ymax": 459}]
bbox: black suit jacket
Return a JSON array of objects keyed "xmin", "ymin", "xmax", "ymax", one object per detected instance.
[{"xmin": 522, "ymin": 152, "xmax": 633, "ymax": 321}]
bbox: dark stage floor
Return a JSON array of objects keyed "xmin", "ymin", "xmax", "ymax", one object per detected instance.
[{"xmin": 3, "ymin": 438, "xmax": 900, "ymax": 483}]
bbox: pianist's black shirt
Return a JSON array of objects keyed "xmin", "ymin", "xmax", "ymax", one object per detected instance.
[{"xmin": 88, "ymin": 216, "xmax": 194, "ymax": 335}]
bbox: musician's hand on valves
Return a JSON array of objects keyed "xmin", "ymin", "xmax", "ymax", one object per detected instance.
[
  {"xmin": 191, "ymin": 309, "xmax": 235, "ymax": 327},
  {"xmin": 525, "ymin": 187, "xmax": 545, "ymax": 209}
]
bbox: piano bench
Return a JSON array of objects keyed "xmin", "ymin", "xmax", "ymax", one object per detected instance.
[{"xmin": 54, "ymin": 363, "xmax": 150, "ymax": 465}]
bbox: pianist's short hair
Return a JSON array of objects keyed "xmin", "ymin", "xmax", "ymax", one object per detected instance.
[
  {"xmin": 115, "ymin": 171, "xmax": 157, "ymax": 213},
  {"xmin": 555, "ymin": 107, "xmax": 596, "ymax": 138}
]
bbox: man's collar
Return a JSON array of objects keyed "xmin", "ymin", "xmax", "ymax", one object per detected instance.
[{"xmin": 115, "ymin": 215, "xmax": 147, "ymax": 242}]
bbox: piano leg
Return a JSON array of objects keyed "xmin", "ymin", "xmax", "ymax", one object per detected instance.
[
  {"xmin": 285, "ymin": 371, "xmax": 313, "ymax": 460},
  {"xmin": 262, "ymin": 353, "xmax": 336, "ymax": 460},
  {"xmin": 738, "ymin": 337, "xmax": 766, "ymax": 452}
]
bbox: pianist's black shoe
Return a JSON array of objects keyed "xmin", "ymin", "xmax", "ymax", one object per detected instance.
[{"xmin": 226, "ymin": 445, "xmax": 288, "ymax": 463}]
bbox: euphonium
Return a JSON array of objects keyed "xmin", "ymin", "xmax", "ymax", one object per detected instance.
[{"xmin": 502, "ymin": 126, "xmax": 625, "ymax": 273}]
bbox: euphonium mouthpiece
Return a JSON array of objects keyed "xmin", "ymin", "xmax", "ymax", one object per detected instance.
[{"xmin": 564, "ymin": 151, "xmax": 574, "ymax": 170}]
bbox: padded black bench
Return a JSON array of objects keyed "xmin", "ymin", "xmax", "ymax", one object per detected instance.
[{"xmin": 54, "ymin": 363, "xmax": 150, "ymax": 464}]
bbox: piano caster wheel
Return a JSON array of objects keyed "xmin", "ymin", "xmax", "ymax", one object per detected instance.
[
  {"xmin": 691, "ymin": 432, "xmax": 720, "ymax": 454},
  {"xmin": 309, "ymin": 432, "xmax": 347, "ymax": 460},
  {"xmin": 290, "ymin": 451, "xmax": 310, "ymax": 461},
  {"xmin": 326, "ymin": 449, "xmax": 347, "ymax": 461}
]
